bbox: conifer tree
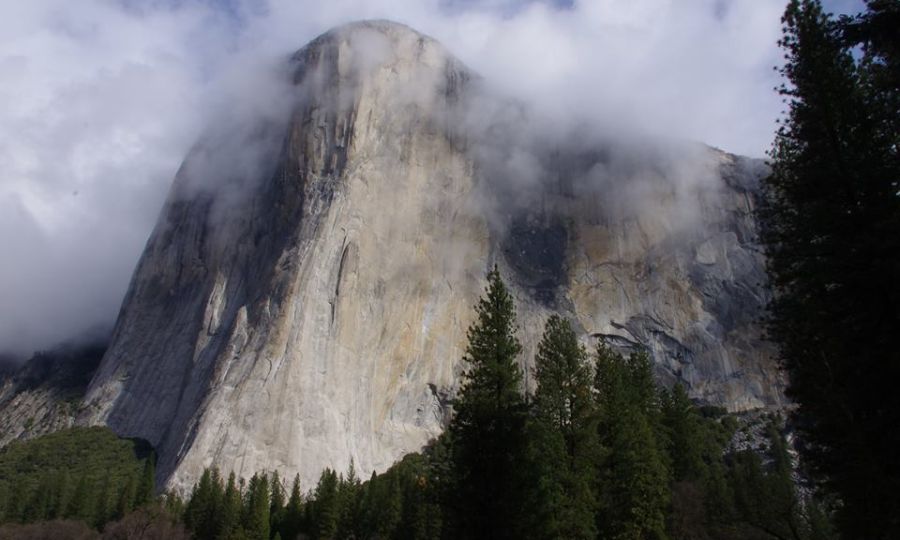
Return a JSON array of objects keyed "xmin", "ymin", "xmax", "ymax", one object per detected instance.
[
  {"xmin": 269, "ymin": 471, "xmax": 285, "ymax": 536},
  {"xmin": 594, "ymin": 342, "xmax": 670, "ymax": 539},
  {"xmin": 447, "ymin": 266, "xmax": 528, "ymax": 540},
  {"xmin": 662, "ymin": 384, "xmax": 706, "ymax": 483},
  {"xmin": 764, "ymin": 1, "xmax": 900, "ymax": 536},
  {"xmin": 394, "ymin": 454, "xmax": 443, "ymax": 540},
  {"xmin": 527, "ymin": 315, "xmax": 597, "ymax": 539},
  {"xmin": 221, "ymin": 471, "xmax": 243, "ymax": 540},
  {"xmin": 242, "ymin": 472, "xmax": 270, "ymax": 540},
  {"xmin": 382, "ymin": 470, "xmax": 404, "ymax": 537},
  {"xmin": 281, "ymin": 474, "xmax": 304, "ymax": 540},
  {"xmin": 336, "ymin": 461, "xmax": 362, "ymax": 538},
  {"xmin": 311, "ymin": 469, "xmax": 338, "ymax": 540},
  {"xmin": 661, "ymin": 384, "xmax": 738, "ymax": 538},
  {"xmin": 185, "ymin": 468, "xmax": 224, "ymax": 540}
]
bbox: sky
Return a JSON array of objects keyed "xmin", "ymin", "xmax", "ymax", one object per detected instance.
[{"xmin": 0, "ymin": 0, "xmax": 867, "ymax": 357}]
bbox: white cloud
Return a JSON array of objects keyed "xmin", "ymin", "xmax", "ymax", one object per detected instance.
[{"xmin": 0, "ymin": 0, "xmax": 862, "ymax": 356}]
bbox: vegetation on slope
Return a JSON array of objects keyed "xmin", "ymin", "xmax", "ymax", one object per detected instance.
[
  {"xmin": 172, "ymin": 269, "xmax": 832, "ymax": 540},
  {"xmin": 0, "ymin": 271, "xmax": 833, "ymax": 540},
  {"xmin": 0, "ymin": 426, "xmax": 156, "ymax": 529}
]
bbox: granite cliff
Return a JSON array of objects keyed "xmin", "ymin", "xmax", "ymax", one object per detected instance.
[
  {"xmin": 80, "ymin": 20, "xmax": 785, "ymax": 492},
  {"xmin": 0, "ymin": 343, "xmax": 105, "ymax": 447}
]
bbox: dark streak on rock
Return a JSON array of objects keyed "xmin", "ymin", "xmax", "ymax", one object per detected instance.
[{"xmin": 501, "ymin": 214, "xmax": 568, "ymax": 307}]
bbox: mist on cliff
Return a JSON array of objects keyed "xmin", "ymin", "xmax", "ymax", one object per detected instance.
[{"xmin": 0, "ymin": 0, "xmax": 861, "ymax": 358}]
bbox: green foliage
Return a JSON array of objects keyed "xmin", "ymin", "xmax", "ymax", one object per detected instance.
[
  {"xmin": 724, "ymin": 422, "xmax": 811, "ymax": 540},
  {"xmin": 663, "ymin": 384, "xmax": 706, "ymax": 483},
  {"xmin": 0, "ymin": 426, "xmax": 155, "ymax": 528},
  {"xmin": 222, "ymin": 472, "xmax": 243, "ymax": 538},
  {"xmin": 137, "ymin": 455, "xmax": 156, "ymax": 507},
  {"xmin": 243, "ymin": 472, "xmax": 270, "ymax": 540},
  {"xmin": 764, "ymin": 0, "xmax": 900, "ymax": 537},
  {"xmin": 447, "ymin": 265, "xmax": 529, "ymax": 539},
  {"xmin": 594, "ymin": 343, "xmax": 671, "ymax": 540},
  {"xmin": 0, "ymin": 270, "xmax": 840, "ymax": 540},
  {"xmin": 526, "ymin": 315, "xmax": 598, "ymax": 539},
  {"xmin": 310, "ymin": 469, "xmax": 338, "ymax": 540},
  {"xmin": 184, "ymin": 468, "xmax": 224, "ymax": 539},
  {"xmin": 279, "ymin": 474, "xmax": 304, "ymax": 540}
]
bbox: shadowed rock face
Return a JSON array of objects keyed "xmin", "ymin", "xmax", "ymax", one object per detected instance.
[
  {"xmin": 81, "ymin": 20, "xmax": 785, "ymax": 492},
  {"xmin": 0, "ymin": 342, "xmax": 106, "ymax": 447}
]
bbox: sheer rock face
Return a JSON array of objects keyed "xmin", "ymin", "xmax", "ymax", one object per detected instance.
[{"xmin": 82, "ymin": 20, "xmax": 785, "ymax": 492}]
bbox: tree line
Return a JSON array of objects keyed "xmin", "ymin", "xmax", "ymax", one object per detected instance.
[
  {"xmin": 0, "ymin": 426, "xmax": 158, "ymax": 533},
  {"xmin": 174, "ymin": 268, "xmax": 832, "ymax": 540},
  {"xmin": 0, "ymin": 270, "xmax": 831, "ymax": 539}
]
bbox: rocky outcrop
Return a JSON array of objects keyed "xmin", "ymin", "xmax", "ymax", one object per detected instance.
[
  {"xmin": 0, "ymin": 343, "xmax": 105, "ymax": 447},
  {"xmin": 81, "ymin": 20, "xmax": 785, "ymax": 493}
]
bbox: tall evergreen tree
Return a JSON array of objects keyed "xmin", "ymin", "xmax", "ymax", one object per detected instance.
[
  {"xmin": 662, "ymin": 384, "xmax": 706, "ymax": 484},
  {"xmin": 242, "ymin": 472, "xmax": 270, "ymax": 540},
  {"xmin": 311, "ymin": 469, "xmax": 339, "ymax": 540},
  {"xmin": 221, "ymin": 471, "xmax": 243, "ymax": 540},
  {"xmin": 447, "ymin": 266, "xmax": 528, "ymax": 540},
  {"xmin": 527, "ymin": 315, "xmax": 598, "ymax": 539},
  {"xmin": 185, "ymin": 468, "xmax": 224, "ymax": 540},
  {"xmin": 727, "ymin": 422, "xmax": 808, "ymax": 540},
  {"xmin": 661, "ymin": 384, "xmax": 738, "ymax": 539},
  {"xmin": 269, "ymin": 471, "xmax": 285, "ymax": 537},
  {"xmin": 594, "ymin": 342, "xmax": 670, "ymax": 540},
  {"xmin": 336, "ymin": 462, "xmax": 361, "ymax": 539},
  {"xmin": 764, "ymin": 1, "xmax": 900, "ymax": 536},
  {"xmin": 281, "ymin": 474, "xmax": 304, "ymax": 540}
]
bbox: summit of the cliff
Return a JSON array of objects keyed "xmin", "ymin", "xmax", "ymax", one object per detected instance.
[{"xmin": 290, "ymin": 19, "xmax": 468, "ymax": 83}]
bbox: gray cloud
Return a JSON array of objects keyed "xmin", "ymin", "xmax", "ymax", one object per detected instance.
[{"xmin": 0, "ymin": 0, "xmax": 863, "ymax": 357}]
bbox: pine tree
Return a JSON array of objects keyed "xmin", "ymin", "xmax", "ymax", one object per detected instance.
[
  {"xmin": 336, "ymin": 461, "xmax": 361, "ymax": 538},
  {"xmin": 527, "ymin": 315, "xmax": 597, "ymax": 539},
  {"xmin": 382, "ymin": 470, "xmax": 404, "ymax": 537},
  {"xmin": 311, "ymin": 469, "xmax": 338, "ymax": 540},
  {"xmin": 662, "ymin": 384, "xmax": 706, "ymax": 483},
  {"xmin": 269, "ymin": 471, "xmax": 285, "ymax": 537},
  {"xmin": 594, "ymin": 342, "xmax": 670, "ymax": 539},
  {"xmin": 281, "ymin": 474, "xmax": 304, "ymax": 540},
  {"xmin": 394, "ymin": 454, "xmax": 443, "ymax": 540},
  {"xmin": 662, "ymin": 385, "xmax": 739, "ymax": 539},
  {"xmin": 447, "ymin": 266, "xmax": 528, "ymax": 540},
  {"xmin": 221, "ymin": 471, "xmax": 243, "ymax": 540},
  {"xmin": 185, "ymin": 468, "xmax": 225, "ymax": 540},
  {"xmin": 242, "ymin": 472, "xmax": 270, "ymax": 540},
  {"xmin": 763, "ymin": 1, "xmax": 900, "ymax": 536}
]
